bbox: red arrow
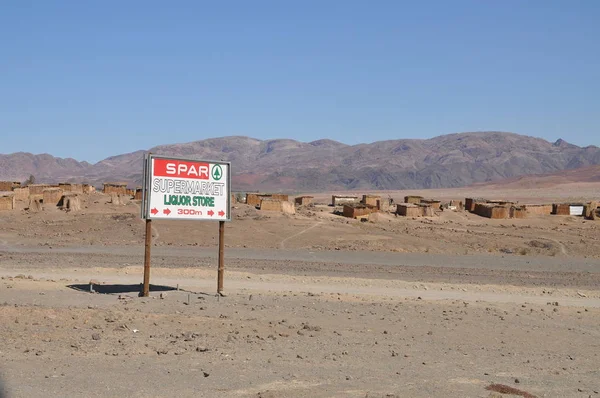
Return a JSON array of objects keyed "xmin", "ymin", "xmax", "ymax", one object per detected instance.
[
  {"xmin": 163, "ymin": 208, "xmax": 171, "ymax": 215},
  {"xmin": 150, "ymin": 208, "xmax": 158, "ymax": 215},
  {"xmin": 207, "ymin": 210, "xmax": 214, "ymax": 217},
  {"xmin": 218, "ymin": 210, "xmax": 225, "ymax": 217}
]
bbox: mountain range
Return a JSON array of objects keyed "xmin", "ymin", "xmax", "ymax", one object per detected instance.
[{"xmin": 1, "ymin": 132, "xmax": 599, "ymax": 191}]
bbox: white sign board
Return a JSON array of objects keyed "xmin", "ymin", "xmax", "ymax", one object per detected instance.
[
  {"xmin": 569, "ymin": 206, "xmax": 584, "ymax": 216},
  {"xmin": 142, "ymin": 154, "xmax": 231, "ymax": 221}
]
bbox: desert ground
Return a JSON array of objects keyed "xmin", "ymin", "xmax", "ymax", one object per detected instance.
[{"xmin": 1, "ymin": 183, "xmax": 600, "ymax": 398}]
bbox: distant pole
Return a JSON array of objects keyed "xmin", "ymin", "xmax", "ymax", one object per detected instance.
[
  {"xmin": 217, "ymin": 221, "xmax": 225, "ymax": 295},
  {"xmin": 142, "ymin": 219, "xmax": 152, "ymax": 297}
]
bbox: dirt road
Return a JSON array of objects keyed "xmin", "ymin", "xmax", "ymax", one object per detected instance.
[{"xmin": 2, "ymin": 264, "xmax": 600, "ymax": 398}]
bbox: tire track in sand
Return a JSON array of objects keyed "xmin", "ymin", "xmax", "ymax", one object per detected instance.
[{"xmin": 280, "ymin": 222, "xmax": 323, "ymax": 249}]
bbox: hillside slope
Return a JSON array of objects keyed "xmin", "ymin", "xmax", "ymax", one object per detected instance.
[{"xmin": 1, "ymin": 132, "xmax": 599, "ymax": 191}]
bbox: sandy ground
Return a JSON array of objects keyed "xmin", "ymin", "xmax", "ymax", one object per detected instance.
[
  {"xmin": 1, "ymin": 189, "xmax": 600, "ymax": 258},
  {"xmin": 1, "ymin": 187, "xmax": 600, "ymax": 397}
]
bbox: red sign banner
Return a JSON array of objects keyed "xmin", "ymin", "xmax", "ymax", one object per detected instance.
[{"xmin": 153, "ymin": 158, "xmax": 210, "ymax": 180}]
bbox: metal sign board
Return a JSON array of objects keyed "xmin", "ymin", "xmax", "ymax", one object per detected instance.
[{"xmin": 142, "ymin": 154, "xmax": 231, "ymax": 221}]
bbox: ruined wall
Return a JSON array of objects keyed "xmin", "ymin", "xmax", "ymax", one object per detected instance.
[
  {"xmin": 420, "ymin": 205, "xmax": 434, "ymax": 217},
  {"xmin": 260, "ymin": 198, "xmax": 283, "ymax": 211},
  {"xmin": 270, "ymin": 194, "xmax": 288, "ymax": 201},
  {"xmin": 58, "ymin": 183, "xmax": 84, "ymax": 194},
  {"xmin": 135, "ymin": 188, "xmax": 143, "ymax": 200},
  {"xmin": 295, "ymin": 196, "xmax": 314, "ymax": 206},
  {"xmin": 376, "ymin": 198, "xmax": 393, "ymax": 211},
  {"xmin": 110, "ymin": 193, "xmax": 130, "ymax": 206},
  {"xmin": 465, "ymin": 198, "xmax": 476, "ymax": 212},
  {"xmin": 43, "ymin": 188, "xmax": 64, "ymax": 206},
  {"xmin": 491, "ymin": 206, "xmax": 509, "ymax": 219},
  {"xmin": 522, "ymin": 204, "xmax": 553, "ymax": 216},
  {"xmin": 13, "ymin": 187, "xmax": 30, "ymax": 201},
  {"xmin": 247, "ymin": 193, "xmax": 270, "ymax": 207},
  {"xmin": 29, "ymin": 184, "xmax": 53, "ymax": 195},
  {"xmin": 103, "ymin": 184, "xmax": 128, "ymax": 195},
  {"xmin": 27, "ymin": 197, "xmax": 43, "ymax": 212},
  {"xmin": 0, "ymin": 181, "xmax": 20, "ymax": 191},
  {"xmin": 465, "ymin": 198, "xmax": 488, "ymax": 212},
  {"xmin": 281, "ymin": 201, "xmax": 295, "ymax": 214},
  {"xmin": 61, "ymin": 195, "xmax": 82, "ymax": 211},
  {"xmin": 511, "ymin": 207, "xmax": 527, "ymax": 219},
  {"xmin": 343, "ymin": 204, "xmax": 375, "ymax": 219},
  {"xmin": 396, "ymin": 204, "xmax": 421, "ymax": 217},
  {"xmin": 420, "ymin": 200, "xmax": 441, "ymax": 210},
  {"xmin": 584, "ymin": 201, "xmax": 598, "ymax": 219},
  {"xmin": 552, "ymin": 204, "xmax": 570, "ymax": 215},
  {"xmin": 488, "ymin": 200, "xmax": 514, "ymax": 206},
  {"xmin": 404, "ymin": 196, "xmax": 423, "ymax": 204},
  {"xmin": 362, "ymin": 195, "xmax": 381, "ymax": 208},
  {"xmin": 0, "ymin": 195, "xmax": 15, "ymax": 211},
  {"xmin": 474, "ymin": 203, "xmax": 509, "ymax": 219},
  {"xmin": 260, "ymin": 198, "xmax": 295, "ymax": 214}
]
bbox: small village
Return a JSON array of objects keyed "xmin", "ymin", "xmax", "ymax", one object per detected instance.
[{"xmin": 1, "ymin": 179, "xmax": 598, "ymax": 225}]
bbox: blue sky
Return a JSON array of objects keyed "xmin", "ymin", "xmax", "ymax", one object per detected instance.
[{"xmin": 1, "ymin": 1, "xmax": 598, "ymax": 162}]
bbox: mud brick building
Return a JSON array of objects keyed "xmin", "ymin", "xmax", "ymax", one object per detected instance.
[
  {"xmin": 103, "ymin": 182, "xmax": 128, "ymax": 195},
  {"xmin": 295, "ymin": 196, "xmax": 314, "ymax": 206},
  {"xmin": 343, "ymin": 204, "xmax": 377, "ymax": 219},
  {"xmin": 396, "ymin": 203, "xmax": 422, "ymax": 217},
  {"xmin": 259, "ymin": 198, "xmax": 295, "ymax": 214}
]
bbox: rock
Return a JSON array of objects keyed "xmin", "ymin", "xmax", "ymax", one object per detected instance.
[
  {"xmin": 302, "ymin": 323, "xmax": 321, "ymax": 332},
  {"xmin": 92, "ymin": 333, "xmax": 101, "ymax": 341},
  {"xmin": 104, "ymin": 312, "xmax": 122, "ymax": 323},
  {"xmin": 514, "ymin": 378, "xmax": 520, "ymax": 384},
  {"xmin": 203, "ymin": 372, "xmax": 210, "ymax": 377},
  {"xmin": 256, "ymin": 391, "xmax": 277, "ymax": 398},
  {"xmin": 196, "ymin": 346, "xmax": 209, "ymax": 352}
]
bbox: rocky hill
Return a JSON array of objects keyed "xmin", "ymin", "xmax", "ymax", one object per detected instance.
[{"xmin": 1, "ymin": 132, "xmax": 599, "ymax": 191}]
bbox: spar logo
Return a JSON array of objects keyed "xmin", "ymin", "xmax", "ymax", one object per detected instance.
[
  {"xmin": 211, "ymin": 164, "xmax": 223, "ymax": 181},
  {"xmin": 154, "ymin": 159, "xmax": 210, "ymax": 180}
]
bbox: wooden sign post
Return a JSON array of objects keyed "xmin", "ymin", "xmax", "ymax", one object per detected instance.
[
  {"xmin": 217, "ymin": 220, "xmax": 225, "ymax": 295},
  {"xmin": 140, "ymin": 154, "xmax": 231, "ymax": 297},
  {"xmin": 142, "ymin": 219, "xmax": 152, "ymax": 297}
]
